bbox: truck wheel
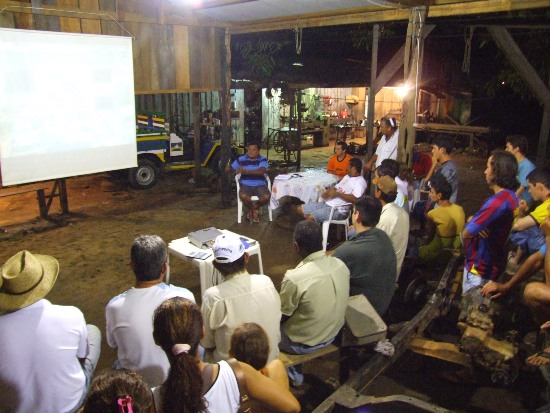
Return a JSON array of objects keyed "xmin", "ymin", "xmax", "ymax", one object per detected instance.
[{"xmin": 128, "ymin": 159, "xmax": 159, "ymax": 189}]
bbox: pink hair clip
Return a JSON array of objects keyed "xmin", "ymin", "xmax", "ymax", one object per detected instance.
[
  {"xmin": 117, "ymin": 395, "xmax": 134, "ymax": 413},
  {"xmin": 172, "ymin": 343, "xmax": 191, "ymax": 356}
]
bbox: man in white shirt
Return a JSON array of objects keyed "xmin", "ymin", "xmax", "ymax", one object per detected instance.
[
  {"xmin": 373, "ymin": 175, "xmax": 410, "ymax": 281},
  {"xmin": 105, "ymin": 235, "xmax": 195, "ymax": 387},
  {"xmin": 106, "ymin": 235, "xmax": 195, "ymax": 387},
  {"xmin": 201, "ymin": 233, "xmax": 281, "ymax": 363},
  {"xmin": 364, "ymin": 117, "xmax": 399, "ymax": 172},
  {"xmin": 298, "ymin": 157, "xmax": 367, "ymax": 223},
  {"xmin": 0, "ymin": 250, "xmax": 100, "ymax": 413}
]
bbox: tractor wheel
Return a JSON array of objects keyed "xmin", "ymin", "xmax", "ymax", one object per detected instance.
[{"xmin": 128, "ymin": 159, "xmax": 159, "ymax": 189}]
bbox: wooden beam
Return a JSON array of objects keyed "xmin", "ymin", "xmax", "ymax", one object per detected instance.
[
  {"xmin": 228, "ymin": 0, "xmax": 550, "ymax": 34},
  {"xmin": 538, "ymin": 108, "xmax": 550, "ymax": 167},
  {"xmin": 192, "ymin": 0, "xmax": 258, "ymax": 10},
  {"xmin": 220, "ymin": 28, "xmax": 233, "ymax": 208},
  {"xmin": 383, "ymin": 0, "xmax": 435, "ymax": 7},
  {"xmin": 487, "ymin": 26, "xmax": 550, "ymax": 107}
]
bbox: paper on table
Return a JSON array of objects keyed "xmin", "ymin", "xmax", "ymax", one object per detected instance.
[{"xmin": 275, "ymin": 174, "xmax": 293, "ymax": 180}]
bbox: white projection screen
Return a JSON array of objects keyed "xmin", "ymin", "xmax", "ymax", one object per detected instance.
[{"xmin": 0, "ymin": 28, "xmax": 137, "ymax": 186}]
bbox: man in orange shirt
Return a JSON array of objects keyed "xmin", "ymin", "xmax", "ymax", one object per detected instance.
[{"xmin": 327, "ymin": 141, "xmax": 352, "ymax": 180}]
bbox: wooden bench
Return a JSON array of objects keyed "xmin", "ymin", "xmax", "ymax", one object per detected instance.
[{"xmin": 279, "ymin": 344, "xmax": 340, "ymax": 368}]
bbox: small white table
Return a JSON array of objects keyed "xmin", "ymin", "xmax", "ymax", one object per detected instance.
[
  {"xmin": 270, "ymin": 171, "xmax": 339, "ymax": 209},
  {"xmin": 168, "ymin": 229, "xmax": 263, "ymax": 298}
]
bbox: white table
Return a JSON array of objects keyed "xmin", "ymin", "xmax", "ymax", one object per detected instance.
[
  {"xmin": 270, "ymin": 171, "xmax": 339, "ymax": 209},
  {"xmin": 168, "ymin": 229, "xmax": 263, "ymax": 297}
]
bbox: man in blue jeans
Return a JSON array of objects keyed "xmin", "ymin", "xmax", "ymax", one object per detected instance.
[
  {"xmin": 0, "ymin": 250, "xmax": 101, "ymax": 413},
  {"xmin": 279, "ymin": 220, "xmax": 350, "ymax": 386}
]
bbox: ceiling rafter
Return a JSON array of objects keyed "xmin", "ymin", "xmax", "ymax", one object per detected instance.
[{"xmin": 224, "ymin": 0, "xmax": 550, "ymax": 34}]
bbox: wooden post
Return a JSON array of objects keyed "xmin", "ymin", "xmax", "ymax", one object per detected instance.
[
  {"xmin": 367, "ymin": 24, "xmax": 379, "ymax": 165},
  {"xmin": 297, "ymin": 90, "xmax": 302, "ymax": 170},
  {"xmin": 400, "ymin": 7, "xmax": 428, "ymax": 166},
  {"xmin": 192, "ymin": 92, "xmax": 202, "ymax": 185},
  {"xmin": 220, "ymin": 28, "xmax": 233, "ymax": 207}
]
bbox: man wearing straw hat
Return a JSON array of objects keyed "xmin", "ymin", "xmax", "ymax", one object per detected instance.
[{"xmin": 0, "ymin": 250, "xmax": 101, "ymax": 413}]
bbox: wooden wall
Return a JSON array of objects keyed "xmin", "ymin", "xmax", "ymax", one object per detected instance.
[{"xmin": 0, "ymin": 0, "xmax": 223, "ymax": 94}]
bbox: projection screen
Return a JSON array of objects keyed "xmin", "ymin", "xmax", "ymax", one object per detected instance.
[{"xmin": 0, "ymin": 28, "xmax": 137, "ymax": 186}]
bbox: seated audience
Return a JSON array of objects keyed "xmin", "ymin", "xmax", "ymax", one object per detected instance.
[
  {"xmin": 83, "ymin": 369, "xmax": 153, "ymax": 413},
  {"xmin": 229, "ymin": 141, "xmax": 270, "ymax": 223},
  {"xmin": 462, "ymin": 150, "xmax": 519, "ymax": 293},
  {"xmin": 229, "ymin": 323, "xmax": 288, "ymax": 388},
  {"xmin": 298, "ymin": 157, "xmax": 367, "ymax": 223},
  {"xmin": 279, "ymin": 220, "xmax": 349, "ymax": 386},
  {"xmin": 105, "ymin": 235, "xmax": 195, "ymax": 387},
  {"xmin": 508, "ymin": 168, "xmax": 550, "ymax": 266},
  {"xmin": 412, "ymin": 137, "xmax": 458, "ymax": 228},
  {"xmin": 332, "ymin": 196, "xmax": 397, "ymax": 316},
  {"xmin": 327, "ymin": 140, "xmax": 352, "ymax": 179},
  {"xmin": 521, "ymin": 205, "xmax": 550, "ymax": 326},
  {"xmin": 416, "ymin": 174, "xmax": 465, "ymax": 262},
  {"xmin": 505, "ymin": 134, "xmax": 536, "ymax": 203},
  {"xmin": 152, "ymin": 297, "xmax": 300, "ymax": 413},
  {"xmin": 376, "ymin": 159, "xmax": 409, "ymax": 211},
  {"xmin": 0, "ymin": 250, "xmax": 101, "ymax": 413},
  {"xmin": 201, "ymin": 233, "xmax": 281, "ymax": 363},
  {"xmin": 373, "ymin": 175, "xmax": 409, "ymax": 280}
]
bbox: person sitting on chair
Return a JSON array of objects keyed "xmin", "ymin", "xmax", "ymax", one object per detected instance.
[
  {"xmin": 229, "ymin": 141, "xmax": 270, "ymax": 223},
  {"xmin": 327, "ymin": 140, "xmax": 352, "ymax": 179},
  {"xmin": 297, "ymin": 157, "xmax": 367, "ymax": 223}
]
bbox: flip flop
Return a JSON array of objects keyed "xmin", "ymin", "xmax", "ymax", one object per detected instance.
[
  {"xmin": 246, "ymin": 211, "xmax": 252, "ymax": 222},
  {"xmin": 507, "ymin": 251, "xmax": 517, "ymax": 264},
  {"xmin": 526, "ymin": 350, "xmax": 550, "ymax": 367}
]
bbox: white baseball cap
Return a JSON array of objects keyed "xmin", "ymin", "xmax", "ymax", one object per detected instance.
[{"xmin": 213, "ymin": 234, "xmax": 246, "ymax": 263}]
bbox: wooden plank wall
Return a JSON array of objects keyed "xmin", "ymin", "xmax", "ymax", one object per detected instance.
[{"xmin": 0, "ymin": 0, "xmax": 223, "ymax": 94}]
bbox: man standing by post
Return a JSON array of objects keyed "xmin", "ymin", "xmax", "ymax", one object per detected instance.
[
  {"xmin": 229, "ymin": 141, "xmax": 270, "ymax": 223},
  {"xmin": 0, "ymin": 250, "xmax": 101, "ymax": 413},
  {"xmin": 105, "ymin": 235, "xmax": 195, "ymax": 387},
  {"xmin": 363, "ymin": 117, "xmax": 399, "ymax": 173},
  {"xmin": 279, "ymin": 220, "xmax": 350, "ymax": 386}
]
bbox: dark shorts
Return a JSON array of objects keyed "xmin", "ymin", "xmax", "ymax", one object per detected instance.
[{"xmin": 239, "ymin": 184, "xmax": 270, "ymax": 199}]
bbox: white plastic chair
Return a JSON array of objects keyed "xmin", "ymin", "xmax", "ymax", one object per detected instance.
[
  {"xmin": 235, "ymin": 173, "xmax": 273, "ymax": 223},
  {"xmin": 322, "ymin": 202, "xmax": 352, "ymax": 251}
]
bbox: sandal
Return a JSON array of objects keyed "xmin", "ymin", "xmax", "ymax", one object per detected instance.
[
  {"xmin": 252, "ymin": 210, "xmax": 260, "ymax": 223},
  {"xmin": 246, "ymin": 211, "xmax": 252, "ymax": 222},
  {"xmin": 526, "ymin": 350, "xmax": 550, "ymax": 367}
]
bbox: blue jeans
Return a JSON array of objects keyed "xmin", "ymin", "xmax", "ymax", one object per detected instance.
[
  {"xmin": 509, "ymin": 226, "xmax": 546, "ymax": 255},
  {"xmin": 279, "ymin": 326, "xmax": 334, "ymax": 386}
]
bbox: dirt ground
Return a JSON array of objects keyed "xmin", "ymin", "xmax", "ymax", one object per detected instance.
[{"xmin": 1, "ymin": 140, "xmax": 545, "ymax": 412}]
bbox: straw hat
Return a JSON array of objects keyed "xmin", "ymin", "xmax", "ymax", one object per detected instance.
[{"xmin": 0, "ymin": 250, "xmax": 59, "ymax": 312}]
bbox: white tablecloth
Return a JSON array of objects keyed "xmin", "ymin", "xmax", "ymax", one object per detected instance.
[{"xmin": 270, "ymin": 171, "xmax": 339, "ymax": 208}]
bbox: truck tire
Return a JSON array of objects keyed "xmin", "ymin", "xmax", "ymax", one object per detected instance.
[{"xmin": 128, "ymin": 159, "xmax": 159, "ymax": 189}]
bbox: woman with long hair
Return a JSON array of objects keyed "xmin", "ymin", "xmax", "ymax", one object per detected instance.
[{"xmin": 152, "ymin": 297, "xmax": 300, "ymax": 413}]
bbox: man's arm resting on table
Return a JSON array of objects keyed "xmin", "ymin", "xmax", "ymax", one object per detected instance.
[{"xmin": 481, "ymin": 251, "xmax": 544, "ymax": 298}]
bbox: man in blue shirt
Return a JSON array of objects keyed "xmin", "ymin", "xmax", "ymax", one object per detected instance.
[
  {"xmin": 230, "ymin": 142, "xmax": 270, "ymax": 223},
  {"xmin": 505, "ymin": 134, "xmax": 536, "ymax": 203}
]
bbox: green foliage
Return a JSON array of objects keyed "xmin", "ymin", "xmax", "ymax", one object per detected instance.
[{"xmin": 234, "ymin": 38, "xmax": 290, "ymax": 80}]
